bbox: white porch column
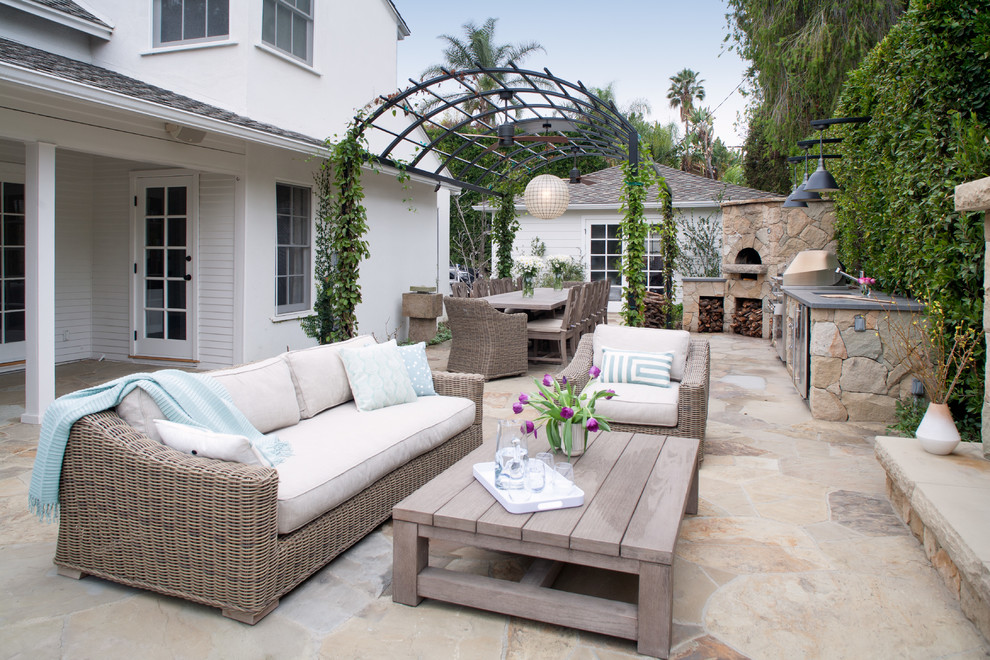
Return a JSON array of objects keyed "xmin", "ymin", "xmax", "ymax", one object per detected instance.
[{"xmin": 22, "ymin": 142, "xmax": 56, "ymax": 425}]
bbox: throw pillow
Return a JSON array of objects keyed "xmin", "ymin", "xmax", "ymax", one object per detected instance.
[
  {"xmin": 154, "ymin": 419, "xmax": 267, "ymax": 465},
  {"xmin": 598, "ymin": 347, "xmax": 674, "ymax": 388},
  {"xmin": 338, "ymin": 340, "xmax": 419, "ymax": 411},
  {"xmin": 397, "ymin": 342, "xmax": 437, "ymax": 396}
]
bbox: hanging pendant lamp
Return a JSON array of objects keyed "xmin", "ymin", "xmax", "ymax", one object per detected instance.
[
  {"xmin": 806, "ymin": 129, "xmax": 840, "ymax": 192},
  {"xmin": 783, "ymin": 157, "xmax": 808, "ymax": 208},
  {"xmin": 524, "ymin": 174, "xmax": 570, "ymax": 219}
]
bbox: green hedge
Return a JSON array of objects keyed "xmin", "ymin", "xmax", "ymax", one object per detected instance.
[{"xmin": 832, "ymin": 0, "xmax": 990, "ymax": 437}]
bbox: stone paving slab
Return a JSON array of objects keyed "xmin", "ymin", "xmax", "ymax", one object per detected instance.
[{"xmin": 0, "ymin": 335, "xmax": 988, "ymax": 659}]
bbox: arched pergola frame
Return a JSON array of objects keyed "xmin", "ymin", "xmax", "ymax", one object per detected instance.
[{"xmin": 356, "ymin": 64, "xmax": 641, "ymax": 195}]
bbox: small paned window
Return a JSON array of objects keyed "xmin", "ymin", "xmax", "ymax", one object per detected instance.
[
  {"xmin": 275, "ymin": 183, "xmax": 311, "ymax": 315},
  {"xmin": 156, "ymin": 0, "xmax": 229, "ymax": 47},
  {"xmin": 262, "ymin": 0, "xmax": 313, "ymax": 64}
]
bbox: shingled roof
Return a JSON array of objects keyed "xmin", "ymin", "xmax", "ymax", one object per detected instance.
[
  {"xmin": 564, "ymin": 164, "xmax": 781, "ymax": 207},
  {"xmin": 0, "ymin": 37, "xmax": 322, "ymax": 147},
  {"xmin": 21, "ymin": 0, "xmax": 110, "ymax": 28}
]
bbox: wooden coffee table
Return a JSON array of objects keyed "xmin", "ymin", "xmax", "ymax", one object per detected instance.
[{"xmin": 392, "ymin": 431, "xmax": 699, "ymax": 659}]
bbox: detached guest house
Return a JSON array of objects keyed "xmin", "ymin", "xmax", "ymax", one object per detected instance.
[{"xmin": 0, "ymin": 0, "xmax": 451, "ymax": 422}]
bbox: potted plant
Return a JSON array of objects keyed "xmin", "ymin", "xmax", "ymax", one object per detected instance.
[
  {"xmin": 545, "ymin": 255, "xmax": 573, "ymax": 291},
  {"xmin": 514, "ymin": 369, "xmax": 615, "ymax": 457},
  {"xmin": 883, "ymin": 297, "xmax": 978, "ymax": 454}
]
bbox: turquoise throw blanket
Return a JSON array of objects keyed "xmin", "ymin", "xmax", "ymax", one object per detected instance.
[{"xmin": 28, "ymin": 369, "xmax": 292, "ymax": 522}]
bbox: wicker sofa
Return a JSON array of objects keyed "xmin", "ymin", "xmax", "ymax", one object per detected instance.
[
  {"xmin": 558, "ymin": 325, "xmax": 711, "ymax": 459},
  {"xmin": 53, "ymin": 337, "xmax": 483, "ymax": 624}
]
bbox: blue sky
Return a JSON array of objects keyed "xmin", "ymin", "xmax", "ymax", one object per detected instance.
[{"xmin": 394, "ymin": 0, "xmax": 751, "ymax": 147}]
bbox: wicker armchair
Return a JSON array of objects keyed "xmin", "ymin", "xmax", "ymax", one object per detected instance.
[
  {"xmin": 444, "ymin": 296, "xmax": 528, "ymax": 380},
  {"xmin": 557, "ymin": 332, "xmax": 711, "ymax": 459}
]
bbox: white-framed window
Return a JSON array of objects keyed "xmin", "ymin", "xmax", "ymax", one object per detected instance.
[
  {"xmin": 262, "ymin": 0, "xmax": 313, "ymax": 64},
  {"xmin": 0, "ymin": 181, "xmax": 24, "ymax": 345},
  {"xmin": 275, "ymin": 183, "xmax": 311, "ymax": 315},
  {"xmin": 154, "ymin": 0, "xmax": 229, "ymax": 47}
]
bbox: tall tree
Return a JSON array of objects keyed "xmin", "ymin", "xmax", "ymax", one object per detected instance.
[
  {"xmin": 420, "ymin": 18, "xmax": 545, "ymax": 116},
  {"xmin": 689, "ymin": 107, "xmax": 715, "ymax": 178},
  {"xmin": 726, "ymin": 0, "xmax": 906, "ymax": 153},
  {"xmin": 666, "ymin": 69, "xmax": 705, "ymax": 139}
]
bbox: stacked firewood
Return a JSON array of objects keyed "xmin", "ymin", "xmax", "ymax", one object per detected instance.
[
  {"xmin": 643, "ymin": 291, "xmax": 668, "ymax": 329},
  {"xmin": 731, "ymin": 298, "xmax": 763, "ymax": 338},
  {"xmin": 698, "ymin": 297, "xmax": 724, "ymax": 333}
]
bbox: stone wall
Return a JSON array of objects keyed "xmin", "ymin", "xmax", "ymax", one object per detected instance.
[
  {"xmin": 807, "ymin": 306, "xmax": 915, "ymax": 422},
  {"xmin": 954, "ymin": 175, "xmax": 990, "ymax": 458}
]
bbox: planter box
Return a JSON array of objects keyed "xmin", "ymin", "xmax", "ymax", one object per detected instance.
[{"xmin": 402, "ymin": 292, "xmax": 443, "ymax": 319}]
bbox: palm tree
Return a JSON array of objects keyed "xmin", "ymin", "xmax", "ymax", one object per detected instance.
[
  {"xmin": 666, "ymin": 69, "xmax": 706, "ymax": 138},
  {"xmin": 689, "ymin": 107, "xmax": 715, "ymax": 178},
  {"xmin": 420, "ymin": 18, "xmax": 545, "ymax": 116}
]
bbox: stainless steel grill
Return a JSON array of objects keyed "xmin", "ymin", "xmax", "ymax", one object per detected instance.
[{"xmin": 782, "ymin": 250, "xmax": 842, "ymax": 287}]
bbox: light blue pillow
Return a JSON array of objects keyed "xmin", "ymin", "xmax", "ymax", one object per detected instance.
[
  {"xmin": 397, "ymin": 342, "xmax": 437, "ymax": 396},
  {"xmin": 599, "ymin": 347, "xmax": 674, "ymax": 388},
  {"xmin": 339, "ymin": 340, "xmax": 418, "ymax": 411}
]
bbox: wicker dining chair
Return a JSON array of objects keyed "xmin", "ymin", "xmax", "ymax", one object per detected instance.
[
  {"xmin": 450, "ymin": 282, "xmax": 471, "ymax": 298},
  {"xmin": 443, "ymin": 296, "xmax": 528, "ymax": 380},
  {"xmin": 470, "ymin": 278, "xmax": 491, "ymax": 298}
]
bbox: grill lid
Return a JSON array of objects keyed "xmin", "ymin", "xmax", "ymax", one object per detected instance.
[{"xmin": 782, "ymin": 250, "xmax": 842, "ymax": 287}]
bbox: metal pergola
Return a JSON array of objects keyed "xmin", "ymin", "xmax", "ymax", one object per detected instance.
[{"xmin": 357, "ymin": 64, "xmax": 641, "ymax": 196}]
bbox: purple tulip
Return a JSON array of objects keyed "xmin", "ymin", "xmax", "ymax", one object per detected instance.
[
  {"xmin": 518, "ymin": 393, "xmax": 529, "ymax": 404},
  {"xmin": 522, "ymin": 420, "xmax": 536, "ymax": 436},
  {"xmin": 605, "ymin": 389, "xmax": 616, "ymax": 399},
  {"xmin": 586, "ymin": 418, "xmax": 600, "ymax": 432},
  {"xmin": 561, "ymin": 406, "xmax": 574, "ymax": 420},
  {"xmin": 589, "ymin": 365, "xmax": 601, "ymax": 378},
  {"xmin": 512, "ymin": 402, "xmax": 524, "ymax": 414},
  {"xmin": 543, "ymin": 374, "xmax": 554, "ymax": 387}
]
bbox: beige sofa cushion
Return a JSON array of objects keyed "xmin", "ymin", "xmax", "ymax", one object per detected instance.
[
  {"xmin": 583, "ymin": 380, "xmax": 680, "ymax": 427},
  {"xmin": 273, "ymin": 395, "xmax": 475, "ymax": 534},
  {"xmin": 210, "ymin": 357, "xmax": 300, "ymax": 433},
  {"xmin": 593, "ymin": 325, "xmax": 691, "ymax": 382},
  {"xmin": 116, "ymin": 387, "xmax": 165, "ymax": 442},
  {"xmin": 283, "ymin": 335, "xmax": 377, "ymax": 418}
]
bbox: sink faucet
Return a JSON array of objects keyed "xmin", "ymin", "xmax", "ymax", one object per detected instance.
[{"xmin": 835, "ymin": 267, "xmax": 874, "ymax": 296}]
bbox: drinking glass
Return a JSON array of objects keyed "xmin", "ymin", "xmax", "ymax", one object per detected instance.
[
  {"xmin": 554, "ymin": 462, "xmax": 574, "ymax": 493},
  {"xmin": 495, "ymin": 419, "xmax": 528, "ymax": 490},
  {"xmin": 525, "ymin": 461, "xmax": 546, "ymax": 493},
  {"xmin": 535, "ymin": 451, "xmax": 555, "ymax": 487}
]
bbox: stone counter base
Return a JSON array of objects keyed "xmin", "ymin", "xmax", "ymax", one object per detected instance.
[{"xmin": 876, "ymin": 436, "xmax": 990, "ymax": 643}]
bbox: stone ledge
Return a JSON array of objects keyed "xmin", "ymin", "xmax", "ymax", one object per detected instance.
[{"xmin": 875, "ymin": 436, "xmax": 990, "ymax": 642}]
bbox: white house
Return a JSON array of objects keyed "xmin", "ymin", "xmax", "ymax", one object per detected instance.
[
  {"xmin": 0, "ymin": 0, "xmax": 452, "ymax": 422},
  {"xmin": 483, "ymin": 164, "xmax": 772, "ymax": 311}
]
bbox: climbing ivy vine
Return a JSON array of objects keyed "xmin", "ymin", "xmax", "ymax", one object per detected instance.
[
  {"xmin": 492, "ymin": 173, "xmax": 523, "ymax": 278},
  {"xmin": 301, "ymin": 118, "xmax": 372, "ymax": 344},
  {"xmin": 619, "ymin": 158, "xmax": 672, "ymax": 327}
]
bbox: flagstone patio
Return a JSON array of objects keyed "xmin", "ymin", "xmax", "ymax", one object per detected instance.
[{"xmin": 1, "ymin": 333, "xmax": 988, "ymax": 659}]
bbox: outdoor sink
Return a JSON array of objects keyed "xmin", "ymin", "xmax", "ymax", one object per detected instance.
[{"xmin": 819, "ymin": 293, "xmax": 873, "ymax": 300}]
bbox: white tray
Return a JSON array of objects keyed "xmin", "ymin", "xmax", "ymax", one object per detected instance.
[{"xmin": 472, "ymin": 462, "xmax": 584, "ymax": 514}]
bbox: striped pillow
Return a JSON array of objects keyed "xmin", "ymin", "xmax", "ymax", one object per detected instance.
[{"xmin": 599, "ymin": 347, "xmax": 674, "ymax": 388}]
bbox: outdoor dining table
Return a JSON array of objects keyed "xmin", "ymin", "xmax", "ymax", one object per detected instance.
[{"xmin": 481, "ymin": 287, "xmax": 569, "ymax": 313}]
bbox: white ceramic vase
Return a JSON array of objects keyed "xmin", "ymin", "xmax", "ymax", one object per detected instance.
[{"xmin": 916, "ymin": 402, "xmax": 960, "ymax": 455}]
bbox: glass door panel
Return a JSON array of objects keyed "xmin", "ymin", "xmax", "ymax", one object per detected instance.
[{"xmin": 134, "ymin": 176, "xmax": 195, "ymax": 359}]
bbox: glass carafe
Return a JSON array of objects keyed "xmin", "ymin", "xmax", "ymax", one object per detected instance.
[{"xmin": 495, "ymin": 419, "xmax": 528, "ymax": 490}]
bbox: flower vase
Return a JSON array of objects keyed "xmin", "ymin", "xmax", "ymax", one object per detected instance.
[
  {"xmin": 916, "ymin": 402, "xmax": 960, "ymax": 455},
  {"xmin": 552, "ymin": 272, "xmax": 564, "ymax": 291},
  {"xmin": 546, "ymin": 421, "xmax": 587, "ymax": 458},
  {"xmin": 522, "ymin": 274, "xmax": 535, "ymax": 298}
]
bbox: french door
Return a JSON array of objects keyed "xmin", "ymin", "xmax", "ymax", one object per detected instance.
[
  {"xmin": 132, "ymin": 174, "xmax": 196, "ymax": 360},
  {"xmin": 0, "ymin": 175, "xmax": 25, "ymax": 365}
]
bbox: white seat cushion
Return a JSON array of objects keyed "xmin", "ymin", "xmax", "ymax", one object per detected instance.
[
  {"xmin": 584, "ymin": 380, "xmax": 680, "ymax": 428},
  {"xmin": 593, "ymin": 325, "xmax": 691, "ymax": 382},
  {"xmin": 273, "ymin": 395, "xmax": 475, "ymax": 534}
]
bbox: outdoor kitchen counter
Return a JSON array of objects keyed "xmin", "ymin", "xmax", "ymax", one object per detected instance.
[{"xmin": 782, "ymin": 285, "xmax": 923, "ymax": 311}]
